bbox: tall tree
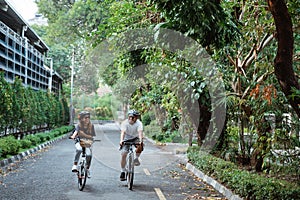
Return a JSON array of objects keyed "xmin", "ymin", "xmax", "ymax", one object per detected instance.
[
  {"xmin": 150, "ymin": 0, "xmax": 238, "ymax": 146},
  {"xmin": 267, "ymin": 0, "xmax": 300, "ymax": 117}
]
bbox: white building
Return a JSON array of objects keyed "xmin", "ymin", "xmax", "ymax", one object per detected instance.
[{"xmin": 0, "ymin": 0, "xmax": 62, "ymax": 94}]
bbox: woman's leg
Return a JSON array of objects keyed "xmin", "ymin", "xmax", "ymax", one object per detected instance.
[
  {"xmin": 72, "ymin": 145, "xmax": 82, "ymax": 172},
  {"xmin": 74, "ymin": 149, "xmax": 82, "ymax": 164},
  {"xmin": 74, "ymin": 142, "xmax": 83, "ymax": 165},
  {"xmin": 86, "ymin": 147, "xmax": 92, "ymax": 169}
]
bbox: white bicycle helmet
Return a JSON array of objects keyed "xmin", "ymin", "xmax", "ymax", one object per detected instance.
[{"xmin": 128, "ymin": 109, "xmax": 140, "ymax": 117}]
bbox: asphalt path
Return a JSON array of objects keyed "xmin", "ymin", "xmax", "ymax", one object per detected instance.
[{"xmin": 0, "ymin": 122, "xmax": 227, "ymax": 200}]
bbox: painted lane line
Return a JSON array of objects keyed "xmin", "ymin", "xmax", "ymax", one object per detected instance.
[
  {"xmin": 143, "ymin": 168, "xmax": 151, "ymax": 175},
  {"xmin": 154, "ymin": 188, "xmax": 166, "ymax": 200}
]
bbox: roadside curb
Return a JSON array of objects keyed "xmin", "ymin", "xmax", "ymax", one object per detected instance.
[
  {"xmin": 185, "ymin": 163, "xmax": 243, "ymax": 200},
  {"xmin": 173, "ymin": 149, "xmax": 243, "ymax": 200},
  {"xmin": 146, "ymin": 138, "xmax": 243, "ymax": 200},
  {"xmin": 0, "ymin": 135, "xmax": 67, "ymax": 173}
]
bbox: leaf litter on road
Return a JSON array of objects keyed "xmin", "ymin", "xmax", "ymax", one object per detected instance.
[{"xmin": 161, "ymin": 163, "xmax": 228, "ymax": 200}]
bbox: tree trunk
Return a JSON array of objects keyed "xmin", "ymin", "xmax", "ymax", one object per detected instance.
[
  {"xmin": 267, "ymin": 0, "xmax": 300, "ymax": 117},
  {"xmin": 196, "ymin": 103, "xmax": 211, "ymax": 146},
  {"xmin": 184, "ymin": 95, "xmax": 211, "ymax": 146}
]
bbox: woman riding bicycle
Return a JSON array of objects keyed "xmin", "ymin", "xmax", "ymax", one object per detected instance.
[
  {"xmin": 70, "ymin": 111, "xmax": 96, "ymax": 178},
  {"xmin": 119, "ymin": 109, "xmax": 144, "ymax": 181}
]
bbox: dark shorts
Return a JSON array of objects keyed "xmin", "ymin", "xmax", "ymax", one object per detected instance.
[{"xmin": 120, "ymin": 138, "xmax": 143, "ymax": 153}]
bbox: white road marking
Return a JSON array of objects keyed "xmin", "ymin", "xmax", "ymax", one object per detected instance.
[
  {"xmin": 143, "ymin": 168, "xmax": 151, "ymax": 175},
  {"xmin": 154, "ymin": 188, "xmax": 167, "ymax": 200}
]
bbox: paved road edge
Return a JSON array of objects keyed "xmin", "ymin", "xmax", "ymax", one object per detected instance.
[
  {"xmin": 146, "ymin": 136, "xmax": 243, "ymax": 200},
  {"xmin": 1, "ymin": 130, "xmax": 243, "ymax": 200}
]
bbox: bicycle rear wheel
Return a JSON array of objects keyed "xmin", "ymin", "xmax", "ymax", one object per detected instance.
[{"xmin": 77, "ymin": 161, "xmax": 87, "ymax": 191}]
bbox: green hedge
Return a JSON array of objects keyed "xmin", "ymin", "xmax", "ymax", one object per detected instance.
[
  {"xmin": 0, "ymin": 73, "xmax": 70, "ymax": 135},
  {"xmin": 0, "ymin": 126, "xmax": 74, "ymax": 160},
  {"xmin": 187, "ymin": 146, "xmax": 300, "ymax": 200},
  {"xmin": 0, "ymin": 136, "xmax": 21, "ymax": 158},
  {"xmin": 19, "ymin": 139, "xmax": 32, "ymax": 149}
]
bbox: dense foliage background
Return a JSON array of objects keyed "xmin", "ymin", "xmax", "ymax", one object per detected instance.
[{"xmin": 21, "ymin": 0, "xmax": 300, "ymax": 195}]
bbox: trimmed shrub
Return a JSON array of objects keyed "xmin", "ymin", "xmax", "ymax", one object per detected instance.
[
  {"xmin": 53, "ymin": 130, "xmax": 60, "ymax": 137},
  {"xmin": 36, "ymin": 133, "xmax": 47, "ymax": 143},
  {"xmin": 44, "ymin": 134, "xmax": 52, "ymax": 141},
  {"xmin": 187, "ymin": 147, "xmax": 300, "ymax": 200},
  {"xmin": 19, "ymin": 139, "xmax": 32, "ymax": 149},
  {"xmin": 25, "ymin": 135, "xmax": 41, "ymax": 146},
  {"xmin": 0, "ymin": 136, "xmax": 21, "ymax": 157},
  {"xmin": 0, "ymin": 125, "xmax": 74, "ymax": 160}
]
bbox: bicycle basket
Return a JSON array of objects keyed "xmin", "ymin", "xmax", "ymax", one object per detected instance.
[{"xmin": 79, "ymin": 139, "xmax": 93, "ymax": 148}]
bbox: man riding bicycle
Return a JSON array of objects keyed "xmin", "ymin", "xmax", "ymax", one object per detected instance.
[
  {"xmin": 70, "ymin": 111, "xmax": 96, "ymax": 178},
  {"xmin": 119, "ymin": 109, "xmax": 144, "ymax": 181}
]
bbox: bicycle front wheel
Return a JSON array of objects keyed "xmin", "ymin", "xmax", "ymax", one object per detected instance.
[
  {"xmin": 126, "ymin": 152, "xmax": 135, "ymax": 190},
  {"xmin": 78, "ymin": 162, "xmax": 87, "ymax": 191},
  {"xmin": 127, "ymin": 171, "xmax": 134, "ymax": 190},
  {"xmin": 127, "ymin": 154, "xmax": 134, "ymax": 190}
]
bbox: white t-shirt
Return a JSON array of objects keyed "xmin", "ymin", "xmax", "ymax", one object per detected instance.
[{"xmin": 121, "ymin": 119, "xmax": 143, "ymax": 140}]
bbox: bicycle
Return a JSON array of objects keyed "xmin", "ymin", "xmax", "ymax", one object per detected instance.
[
  {"xmin": 70, "ymin": 137, "xmax": 100, "ymax": 191},
  {"xmin": 122, "ymin": 140, "xmax": 140, "ymax": 190}
]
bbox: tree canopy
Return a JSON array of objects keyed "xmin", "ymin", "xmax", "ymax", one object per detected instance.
[{"xmin": 34, "ymin": 0, "xmax": 300, "ymax": 174}]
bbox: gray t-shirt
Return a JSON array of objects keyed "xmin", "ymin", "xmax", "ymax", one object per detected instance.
[
  {"xmin": 121, "ymin": 119, "xmax": 143, "ymax": 140},
  {"xmin": 75, "ymin": 123, "xmax": 96, "ymax": 138}
]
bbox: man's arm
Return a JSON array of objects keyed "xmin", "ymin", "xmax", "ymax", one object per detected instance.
[
  {"xmin": 138, "ymin": 130, "xmax": 143, "ymax": 143},
  {"xmin": 138, "ymin": 120, "xmax": 144, "ymax": 143},
  {"xmin": 120, "ymin": 130, "xmax": 125, "ymax": 145},
  {"xmin": 120, "ymin": 120, "xmax": 126, "ymax": 145}
]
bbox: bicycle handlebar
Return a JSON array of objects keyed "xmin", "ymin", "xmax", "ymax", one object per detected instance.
[
  {"xmin": 69, "ymin": 136, "xmax": 101, "ymax": 142},
  {"xmin": 122, "ymin": 141, "xmax": 140, "ymax": 145},
  {"xmin": 119, "ymin": 141, "xmax": 140, "ymax": 151}
]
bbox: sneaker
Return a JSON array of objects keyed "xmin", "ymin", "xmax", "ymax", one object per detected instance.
[
  {"xmin": 87, "ymin": 169, "xmax": 91, "ymax": 178},
  {"xmin": 71, "ymin": 165, "xmax": 78, "ymax": 172},
  {"xmin": 134, "ymin": 158, "xmax": 140, "ymax": 166},
  {"xmin": 120, "ymin": 172, "xmax": 126, "ymax": 181}
]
